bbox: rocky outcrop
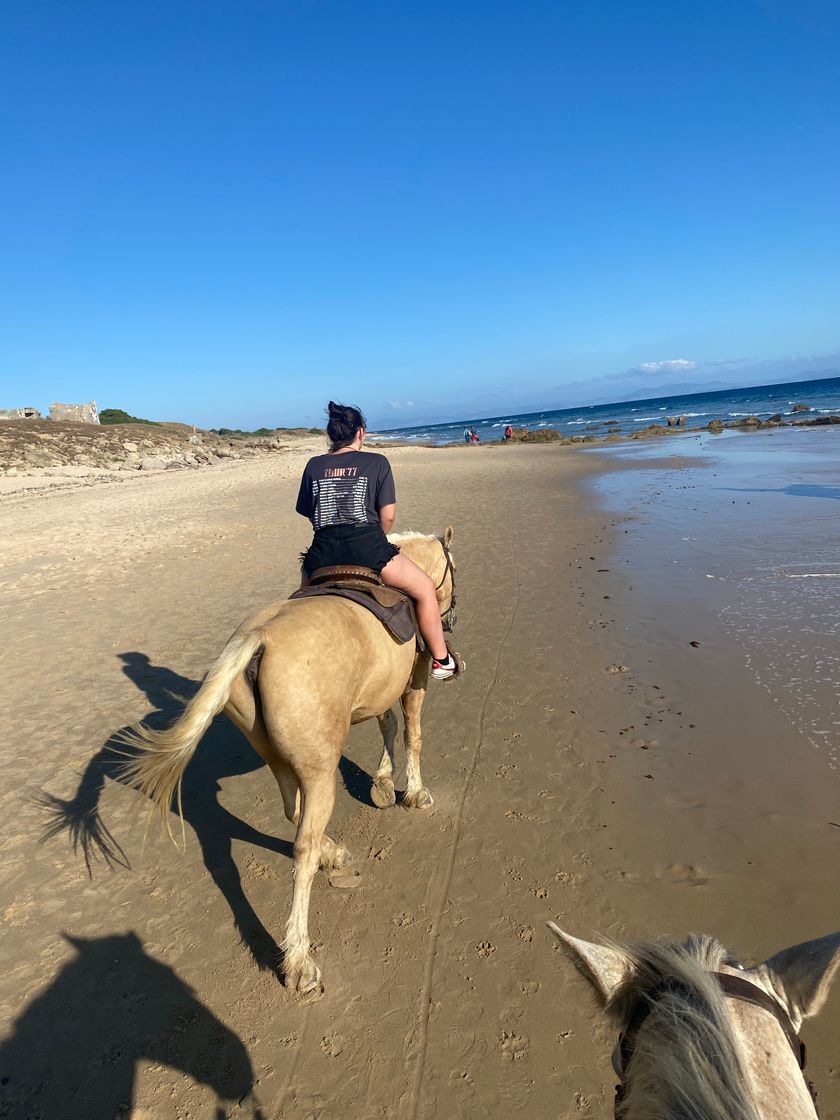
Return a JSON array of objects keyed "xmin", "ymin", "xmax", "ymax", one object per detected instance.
[
  {"xmin": 791, "ymin": 402, "xmax": 811, "ymax": 413},
  {"xmin": 520, "ymin": 428, "xmax": 565, "ymax": 442},
  {"xmin": 0, "ymin": 419, "xmax": 317, "ymax": 480},
  {"xmin": 630, "ymin": 424, "xmax": 673, "ymax": 439},
  {"xmin": 793, "ymin": 414, "xmax": 840, "ymax": 426}
]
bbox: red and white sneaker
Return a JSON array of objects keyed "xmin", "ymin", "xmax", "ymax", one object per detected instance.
[{"xmin": 431, "ymin": 648, "xmax": 464, "ymax": 681}]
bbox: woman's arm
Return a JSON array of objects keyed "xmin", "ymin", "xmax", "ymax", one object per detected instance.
[{"xmin": 379, "ymin": 503, "xmax": 396, "ymax": 533}]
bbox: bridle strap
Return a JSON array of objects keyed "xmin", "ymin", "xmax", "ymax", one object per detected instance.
[
  {"xmin": 614, "ymin": 970, "xmax": 812, "ymax": 1114},
  {"xmin": 711, "ymin": 972, "xmax": 803, "ymax": 1067},
  {"xmin": 434, "ymin": 544, "xmax": 454, "ymax": 591},
  {"xmin": 434, "ymin": 543, "xmax": 457, "ymax": 632}
]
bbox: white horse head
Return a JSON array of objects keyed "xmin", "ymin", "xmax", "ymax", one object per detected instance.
[{"xmin": 549, "ymin": 924, "xmax": 840, "ymax": 1120}]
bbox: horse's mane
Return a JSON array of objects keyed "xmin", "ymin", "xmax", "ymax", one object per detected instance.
[
  {"xmin": 388, "ymin": 530, "xmax": 443, "ymax": 543},
  {"xmin": 607, "ymin": 935, "xmax": 762, "ymax": 1120}
]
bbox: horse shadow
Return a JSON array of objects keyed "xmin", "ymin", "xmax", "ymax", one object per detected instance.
[
  {"xmin": 39, "ymin": 651, "xmax": 379, "ymax": 974},
  {"xmin": 39, "ymin": 652, "xmax": 295, "ymax": 976},
  {"xmin": 0, "ymin": 930, "xmax": 263, "ymax": 1120}
]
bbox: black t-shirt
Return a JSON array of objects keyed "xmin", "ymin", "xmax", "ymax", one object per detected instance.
[{"xmin": 295, "ymin": 451, "xmax": 396, "ymax": 529}]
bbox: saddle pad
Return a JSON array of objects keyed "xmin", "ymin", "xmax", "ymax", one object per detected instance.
[{"xmin": 289, "ymin": 583, "xmax": 423, "ymax": 648}]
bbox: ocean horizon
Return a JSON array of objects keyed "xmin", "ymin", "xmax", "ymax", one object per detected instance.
[{"xmin": 370, "ymin": 373, "xmax": 840, "ymax": 444}]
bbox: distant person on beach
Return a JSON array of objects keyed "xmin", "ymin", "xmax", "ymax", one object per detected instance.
[
  {"xmin": 296, "ymin": 401, "xmax": 460, "ymax": 680},
  {"xmin": 470, "ymin": 430, "xmax": 480, "ymax": 444},
  {"xmin": 463, "ymin": 427, "xmax": 472, "ymax": 444},
  {"xmin": 504, "ymin": 425, "xmax": 513, "ymax": 440}
]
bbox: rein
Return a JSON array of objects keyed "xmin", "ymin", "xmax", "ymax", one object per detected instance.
[
  {"xmin": 613, "ymin": 970, "xmax": 818, "ymax": 1116},
  {"xmin": 435, "ymin": 543, "xmax": 457, "ymax": 631}
]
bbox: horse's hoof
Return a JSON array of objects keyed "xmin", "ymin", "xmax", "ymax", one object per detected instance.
[
  {"xmin": 403, "ymin": 787, "xmax": 434, "ymax": 810},
  {"xmin": 371, "ymin": 778, "xmax": 396, "ymax": 809},
  {"xmin": 332, "ymin": 844, "xmax": 351, "ymax": 870},
  {"xmin": 284, "ymin": 959, "xmax": 322, "ymax": 994}
]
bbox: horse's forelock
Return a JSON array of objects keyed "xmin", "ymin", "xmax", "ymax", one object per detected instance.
[{"xmin": 611, "ymin": 937, "xmax": 761, "ymax": 1120}]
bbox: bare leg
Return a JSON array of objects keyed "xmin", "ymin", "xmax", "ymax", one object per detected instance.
[
  {"xmin": 372, "ymin": 709, "xmax": 398, "ymax": 809},
  {"xmin": 281, "ymin": 772, "xmax": 336, "ymax": 993},
  {"xmin": 380, "ymin": 553, "xmax": 448, "ymax": 661},
  {"xmin": 401, "ymin": 666, "xmax": 433, "ymax": 809}
]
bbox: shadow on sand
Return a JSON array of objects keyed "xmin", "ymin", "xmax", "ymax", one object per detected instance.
[
  {"xmin": 39, "ymin": 652, "xmax": 379, "ymax": 976},
  {"xmin": 39, "ymin": 652, "xmax": 294, "ymax": 976},
  {"xmin": 0, "ymin": 930, "xmax": 263, "ymax": 1120}
]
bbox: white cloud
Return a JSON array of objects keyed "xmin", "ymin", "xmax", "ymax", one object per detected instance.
[
  {"xmin": 634, "ymin": 359, "xmax": 697, "ymax": 374},
  {"xmin": 386, "ymin": 400, "xmax": 416, "ymax": 409}
]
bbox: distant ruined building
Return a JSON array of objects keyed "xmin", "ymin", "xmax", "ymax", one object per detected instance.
[
  {"xmin": 0, "ymin": 406, "xmax": 42, "ymax": 420},
  {"xmin": 49, "ymin": 401, "xmax": 100, "ymax": 424}
]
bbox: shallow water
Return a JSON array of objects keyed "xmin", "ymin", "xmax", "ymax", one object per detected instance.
[{"xmin": 589, "ymin": 426, "xmax": 840, "ymax": 770}]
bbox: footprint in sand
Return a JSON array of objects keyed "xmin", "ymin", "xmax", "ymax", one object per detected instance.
[
  {"xmin": 496, "ymin": 763, "xmax": 519, "ymax": 779},
  {"xmin": 602, "ymin": 868, "xmax": 641, "ymax": 883},
  {"xmin": 664, "ymin": 864, "xmax": 708, "ymax": 886},
  {"xmin": 321, "ymin": 1034, "xmax": 346, "ymax": 1058},
  {"xmin": 499, "ymin": 1031, "xmax": 529, "ymax": 1061},
  {"xmin": 519, "ymin": 979, "xmax": 540, "ymax": 996},
  {"xmin": 476, "ymin": 940, "xmax": 496, "ymax": 958}
]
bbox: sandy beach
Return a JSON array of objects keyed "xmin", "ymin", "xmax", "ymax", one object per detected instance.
[{"xmin": 1, "ymin": 441, "xmax": 839, "ymax": 1120}]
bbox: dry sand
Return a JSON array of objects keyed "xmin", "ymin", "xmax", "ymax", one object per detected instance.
[{"xmin": 1, "ymin": 443, "xmax": 838, "ymax": 1119}]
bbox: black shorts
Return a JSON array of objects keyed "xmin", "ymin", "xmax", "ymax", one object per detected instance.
[{"xmin": 301, "ymin": 523, "xmax": 400, "ymax": 576}]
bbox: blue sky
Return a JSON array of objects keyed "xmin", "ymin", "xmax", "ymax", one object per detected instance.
[{"xmin": 1, "ymin": 1, "xmax": 838, "ymax": 429}]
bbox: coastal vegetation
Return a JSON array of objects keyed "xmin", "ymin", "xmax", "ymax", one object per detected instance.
[{"xmin": 99, "ymin": 408, "xmax": 160, "ymax": 426}]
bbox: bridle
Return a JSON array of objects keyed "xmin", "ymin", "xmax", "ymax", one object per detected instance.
[
  {"xmin": 434, "ymin": 542, "xmax": 457, "ymax": 632},
  {"xmin": 613, "ymin": 970, "xmax": 818, "ymax": 1115}
]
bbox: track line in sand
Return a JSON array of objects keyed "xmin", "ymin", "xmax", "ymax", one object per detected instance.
[{"xmin": 404, "ymin": 545, "xmax": 521, "ymax": 1120}]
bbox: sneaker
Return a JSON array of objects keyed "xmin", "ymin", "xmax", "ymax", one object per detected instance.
[{"xmin": 431, "ymin": 649, "xmax": 464, "ymax": 681}]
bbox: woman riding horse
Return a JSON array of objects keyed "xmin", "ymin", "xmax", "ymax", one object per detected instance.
[{"xmin": 296, "ymin": 401, "xmax": 461, "ymax": 681}]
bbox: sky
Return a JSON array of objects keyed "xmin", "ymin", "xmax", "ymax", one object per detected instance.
[{"xmin": 1, "ymin": 0, "xmax": 839, "ymax": 430}]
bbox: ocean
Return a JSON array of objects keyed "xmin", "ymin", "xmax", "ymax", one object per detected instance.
[
  {"xmin": 370, "ymin": 374, "xmax": 840, "ymax": 444},
  {"xmin": 589, "ymin": 423, "xmax": 840, "ymax": 773}
]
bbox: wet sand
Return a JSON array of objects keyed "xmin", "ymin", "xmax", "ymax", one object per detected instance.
[{"xmin": 1, "ymin": 442, "xmax": 838, "ymax": 1119}]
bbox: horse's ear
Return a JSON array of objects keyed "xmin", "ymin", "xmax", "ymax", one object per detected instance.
[
  {"xmin": 757, "ymin": 931, "xmax": 840, "ymax": 1022},
  {"xmin": 548, "ymin": 923, "xmax": 633, "ymax": 1005},
  {"xmin": 443, "ymin": 525, "xmax": 454, "ymax": 547}
]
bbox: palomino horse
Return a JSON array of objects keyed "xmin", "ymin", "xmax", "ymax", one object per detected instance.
[
  {"xmin": 120, "ymin": 529, "xmax": 456, "ymax": 994},
  {"xmin": 549, "ymin": 923, "xmax": 840, "ymax": 1120}
]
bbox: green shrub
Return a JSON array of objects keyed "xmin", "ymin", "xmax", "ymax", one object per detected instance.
[{"xmin": 100, "ymin": 408, "xmax": 159, "ymax": 426}]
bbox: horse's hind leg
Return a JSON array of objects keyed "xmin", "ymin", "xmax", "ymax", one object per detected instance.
[
  {"xmin": 282, "ymin": 771, "xmax": 336, "ymax": 993},
  {"xmin": 268, "ymin": 757, "xmax": 348, "ymax": 871},
  {"xmin": 401, "ymin": 683, "xmax": 433, "ymax": 809},
  {"xmin": 371, "ymin": 709, "xmax": 398, "ymax": 809}
]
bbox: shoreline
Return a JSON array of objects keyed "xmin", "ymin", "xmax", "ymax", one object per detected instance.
[{"xmin": 1, "ymin": 443, "xmax": 838, "ymax": 1117}]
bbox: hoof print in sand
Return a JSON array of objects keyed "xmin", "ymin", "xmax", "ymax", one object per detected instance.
[
  {"xmin": 664, "ymin": 863, "xmax": 708, "ymax": 886},
  {"xmin": 328, "ymin": 868, "xmax": 362, "ymax": 889}
]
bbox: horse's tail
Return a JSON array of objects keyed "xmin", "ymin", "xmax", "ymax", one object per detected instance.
[{"xmin": 116, "ymin": 628, "xmax": 264, "ymax": 845}]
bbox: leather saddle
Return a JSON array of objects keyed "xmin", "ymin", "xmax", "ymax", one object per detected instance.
[{"xmin": 288, "ymin": 565, "xmax": 423, "ymax": 648}]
